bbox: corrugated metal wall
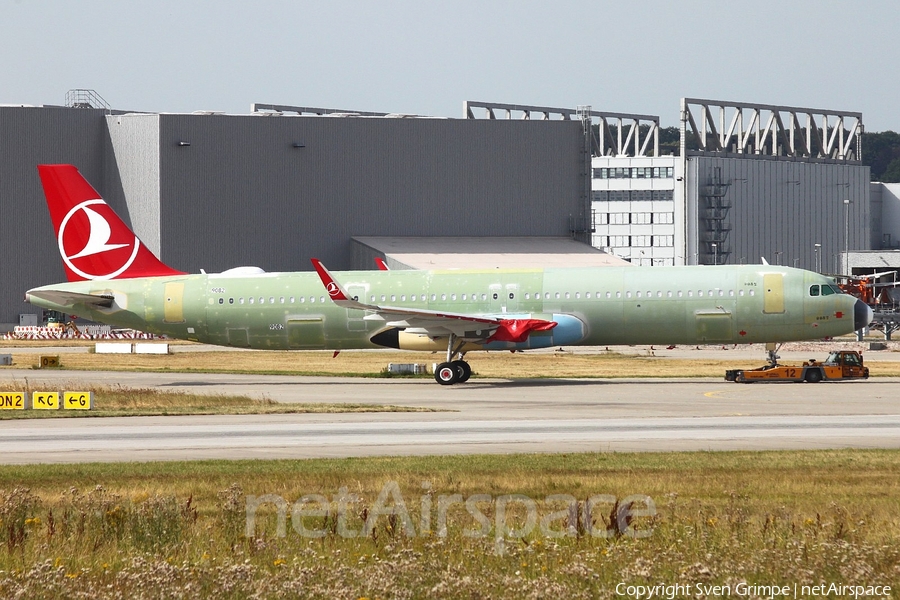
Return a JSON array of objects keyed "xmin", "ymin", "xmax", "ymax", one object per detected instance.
[
  {"xmin": 689, "ymin": 156, "xmax": 870, "ymax": 271},
  {"xmin": 0, "ymin": 106, "xmax": 122, "ymax": 326},
  {"xmin": 107, "ymin": 114, "xmax": 161, "ymax": 255},
  {"xmin": 154, "ymin": 115, "xmax": 584, "ymax": 273}
]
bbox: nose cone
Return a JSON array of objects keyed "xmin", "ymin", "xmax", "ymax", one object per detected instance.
[{"xmin": 854, "ymin": 299, "xmax": 873, "ymax": 331}]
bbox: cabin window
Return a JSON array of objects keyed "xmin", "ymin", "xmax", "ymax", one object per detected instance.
[
  {"xmin": 228, "ymin": 298, "xmax": 234, "ymax": 304},
  {"xmin": 688, "ymin": 291, "xmax": 693, "ymax": 297},
  {"xmin": 492, "ymin": 293, "xmax": 498, "ymax": 300},
  {"xmin": 729, "ymin": 290, "xmax": 734, "ymax": 297},
  {"xmin": 299, "ymin": 297, "xmax": 305, "ymax": 303},
  {"xmin": 290, "ymin": 297, "xmax": 295, "ymax": 303},
  {"xmin": 381, "ymin": 295, "xmax": 386, "ymax": 302},
  {"xmin": 739, "ymin": 290, "xmax": 744, "ymax": 297},
  {"xmin": 441, "ymin": 294, "xmax": 447, "ymax": 301},
  {"xmin": 249, "ymin": 297, "xmax": 255, "ymax": 304},
  {"xmin": 585, "ymin": 292, "xmax": 591, "ymax": 299},
  {"xmin": 749, "ymin": 290, "xmax": 755, "ymax": 296},
  {"xmin": 310, "ymin": 297, "xmax": 315, "ymax": 303},
  {"xmin": 667, "ymin": 291, "xmax": 672, "ymax": 298},
  {"xmin": 575, "ymin": 292, "xmax": 581, "ymax": 299},
  {"xmin": 810, "ymin": 285, "xmax": 819, "ymax": 296},
  {"xmin": 370, "ymin": 295, "xmax": 375, "ymax": 302},
  {"xmin": 509, "ymin": 293, "xmax": 515, "ymax": 299},
  {"xmin": 616, "ymin": 291, "xmax": 621, "ymax": 298},
  {"xmin": 647, "ymin": 291, "xmax": 652, "ymax": 298},
  {"xmin": 431, "ymin": 294, "xmax": 437, "ymax": 301},
  {"xmin": 525, "ymin": 293, "xmax": 530, "ymax": 300},
  {"xmin": 481, "ymin": 293, "xmax": 487, "ymax": 300},
  {"xmin": 626, "ymin": 291, "xmax": 632, "ymax": 299},
  {"xmin": 636, "ymin": 291, "xmax": 642, "ymax": 298},
  {"xmin": 564, "ymin": 292, "xmax": 570, "ymax": 299},
  {"xmin": 320, "ymin": 296, "xmax": 325, "ymax": 303},
  {"xmin": 391, "ymin": 295, "xmax": 396, "ymax": 302},
  {"xmin": 709, "ymin": 290, "xmax": 714, "ymax": 297},
  {"xmin": 677, "ymin": 291, "xmax": 683, "ymax": 297},
  {"xmin": 451, "ymin": 294, "xmax": 457, "ymax": 301},
  {"xmin": 606, "ymin": 292, "xmax": 612, "ymax": 299},
  {"xmin": 218, "ymin": 298, "xmax": 224, "ymax": 305},
  {"xmin": 544, "ymin": 292, "xmax": 550, "ymax": 300},
  {"xmin": 461, "ymin": 294, "xmax": 466, "ymax": 300},
  {"xmin": 657, "ymin": 291, "xmax": 662, "ymax": 298},
  {"xmin": 555, "ymin": 292, "xmax": 560, "ymax": 299}
]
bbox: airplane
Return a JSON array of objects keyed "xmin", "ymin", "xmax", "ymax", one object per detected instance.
[{"xmin": 25, "ymin": 164, "xmax": 873, "ymax": 385}]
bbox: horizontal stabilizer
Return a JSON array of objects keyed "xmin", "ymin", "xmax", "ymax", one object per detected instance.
[{"xmin": 26, "ymin": 289, "xmax": 114, "ymax": 310}]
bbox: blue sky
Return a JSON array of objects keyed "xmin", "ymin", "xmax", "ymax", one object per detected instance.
[{"xmin": 3, "ymin": 0, "xmax": 898, "ymax": 130}]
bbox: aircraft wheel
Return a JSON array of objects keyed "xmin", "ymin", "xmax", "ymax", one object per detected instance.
[
  {"xmin": 805, "ymin": 369, "xmax": 823, "ymax": 383},
  {"xmin": 453, "ymin": 360, "xmax": 472, "ymax": 383},
  {"xmin": 435, "ymin": 362, "xmax": 459, "ymax": 385}
]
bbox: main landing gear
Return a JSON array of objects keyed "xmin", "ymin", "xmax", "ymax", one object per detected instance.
[{"xmin": 434, "ymin": 333, "xmax": 472, "ymax": 385}]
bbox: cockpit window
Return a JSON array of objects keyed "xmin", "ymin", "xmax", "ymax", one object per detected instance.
[
  {"xmin": 821, "ymin": 285, "xmax": 836, "ymax": 296},
  {"xmin": 809, "ymin": 285, "xmax": 820, "ymax": 296}
]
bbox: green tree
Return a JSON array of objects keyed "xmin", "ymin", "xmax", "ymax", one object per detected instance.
[
  {"xmin": 862, "ymin": 130, "xmax": 900, "ymax": 180},
  {"xmin": 881, "ymin": 156, "xmax": 900, "ymax": 183}
]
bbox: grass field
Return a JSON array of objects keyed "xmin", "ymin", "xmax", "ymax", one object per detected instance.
[{"xmin": 0, "ymin": 450, "xmax": 897, "ymax": 598}]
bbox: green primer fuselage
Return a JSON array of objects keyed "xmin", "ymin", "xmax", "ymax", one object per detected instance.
[{"xmin": 27, "ymin": 265, "xmax": 862, "ymax": 350}]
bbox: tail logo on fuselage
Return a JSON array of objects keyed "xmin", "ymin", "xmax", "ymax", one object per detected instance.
[
  {"xmin": 58, "ymin": 200, "xmax": 140, "ymax": 280},
  {"xmin": 326, "ymin": 282, "xmax": 340, "ymax": 297}
]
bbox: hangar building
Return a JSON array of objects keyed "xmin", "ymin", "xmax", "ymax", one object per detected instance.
[{"xmin": 0, "ymin": 95, "xmax": 591, "ymax": 329}]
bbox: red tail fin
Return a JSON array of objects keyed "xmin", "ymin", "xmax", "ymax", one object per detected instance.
[{"xmin": 37, "ymin": 165, "xmax": 185, "ymax": 281}]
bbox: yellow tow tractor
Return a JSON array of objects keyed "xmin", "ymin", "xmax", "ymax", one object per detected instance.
[{"xmin": 725, "ymin": 350, "xmax": 869, "ymax": 383}]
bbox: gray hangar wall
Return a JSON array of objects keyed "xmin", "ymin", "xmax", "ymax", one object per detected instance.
[
  {"xmin": 146, "ymin": 114, "xmax": 585, "ymax": 274},
  {"xmin": 0, "ymin": 106, "xmax": 134, "ymax": 327},
  {"xmin": 685, "ymin": 156, "xmax": 870, "ymax": 271}
]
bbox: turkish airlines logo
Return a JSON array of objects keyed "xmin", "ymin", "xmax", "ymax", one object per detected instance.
[
  {"xmin": 58, "ymin": 200, "xmax": 140, "ymax": 280},
  {"xmin": 326, "ymin": 282, "xmax": 341, "ymax": 297}
]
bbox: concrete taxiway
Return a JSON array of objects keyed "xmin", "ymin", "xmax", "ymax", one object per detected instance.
[{"xmin": 0, "ymin": 368, "xmax": 898, "ymax": 463}]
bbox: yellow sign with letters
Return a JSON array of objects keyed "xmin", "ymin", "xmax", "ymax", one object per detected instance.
[
  {"xmin": 63, "ymin": 392, "xmax": 93, "ymax": 410},
  {"xmin": 0, "ymin": 392, "xmax": 25, "ymax": 410},
  {"xmin": 32, "ymin": 392, "xmax": 61, "ymax": 410}
]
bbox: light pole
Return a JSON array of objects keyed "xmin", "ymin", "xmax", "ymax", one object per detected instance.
[
  {"xmin": 814, "ymin": 243, "xmax": 821, "ymax": 272},
  {"xmin": 843, "ymin": 199, "xmax": 852, "ymax": 274},
  {"xmin": 774, "ymin": 251, "xmax": 783, "ymax": 266},
  {"xmin": 711, "ymin": 243, "xmax": 718, "ymax": 265}
]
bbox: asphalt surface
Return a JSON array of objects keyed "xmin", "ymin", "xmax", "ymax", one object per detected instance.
[{"xmin": 0, "ymin": 366, "xmax": 898, "ymax": 464}]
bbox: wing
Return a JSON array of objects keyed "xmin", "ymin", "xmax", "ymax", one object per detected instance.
[
  {"xmin": 26, "ymin": 289, "xmax": 114, "ymax": 310},
  {"xmin": 310, "ymin": 259, "xmax": 556, "ymax": 342}
]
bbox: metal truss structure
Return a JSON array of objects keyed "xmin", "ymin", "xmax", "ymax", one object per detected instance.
[
  {"xmin": 464, "ymin": 101, "xmax": 660, "ymax": 158},
  {"xmin": 680, "ymin": 98, "xmax": 862, "ymax": 162}
]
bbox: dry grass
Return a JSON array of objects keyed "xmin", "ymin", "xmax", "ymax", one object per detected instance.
[
  {"xmin": 6, "ymin": 347, "xmax": 900, "ymax": 378},
  {"xmin": 0, "ymin": 450, "xmax": 898, "ymax": 598},
  {"xmin": 0, "ymin": 382, "xmax": 433, "ymax": 419}
]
